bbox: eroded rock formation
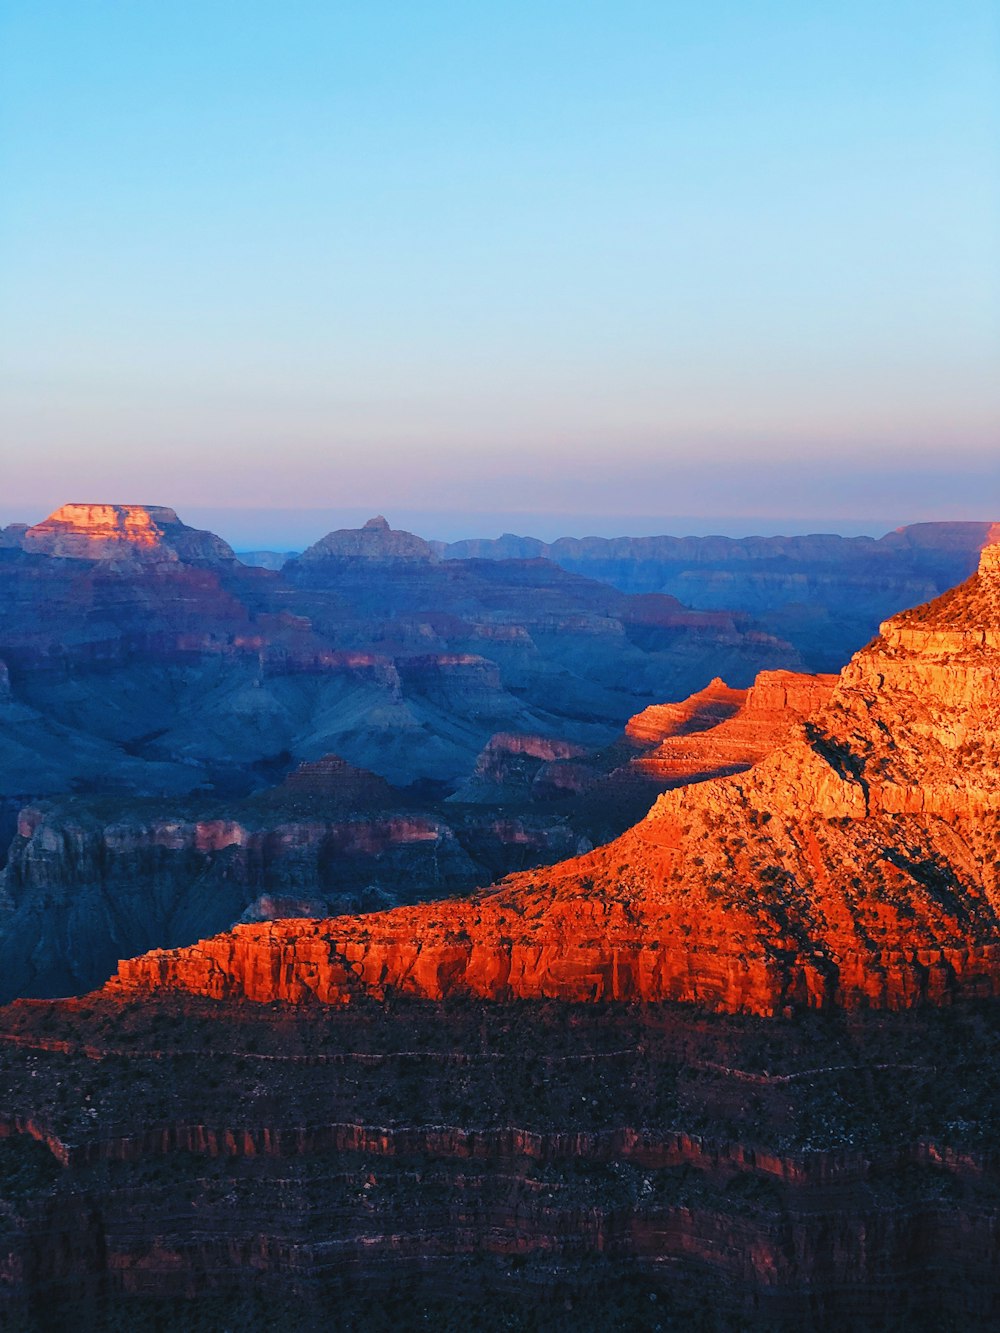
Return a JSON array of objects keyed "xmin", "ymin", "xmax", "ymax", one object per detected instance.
[
  {"xmin": 20, "ymin": 503, "xmax": 236, "ymax": 563},
  {"xmin": 628, "ymin": 669, "xmax": 838, "ymax": 785},
  {"xmin": 110, "ymin": 536, "xmax": 1000, "ymax": 1014}
]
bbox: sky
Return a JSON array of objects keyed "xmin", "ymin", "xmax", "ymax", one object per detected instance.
[{"xmin": 1, "ymin": 1, "xmax": 998, "ymax": 545}]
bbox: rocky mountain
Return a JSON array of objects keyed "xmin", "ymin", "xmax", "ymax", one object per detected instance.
[{"xmin": 110, "ymin": 532, "xmax": 1000, "ymax": 1014}]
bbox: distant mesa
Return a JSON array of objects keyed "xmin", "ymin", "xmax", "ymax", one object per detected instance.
[
  {"xmin": 20, "ymin": 504, "xmax": 236, "ymax": 564},
  {"xmin": 291, "ymin": 516, "xmax": 437, "ymax": 565}
]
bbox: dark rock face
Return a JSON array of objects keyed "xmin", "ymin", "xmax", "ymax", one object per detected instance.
[
  {"xmin": 0, "ymin": 996, "xmax": 998, "ymax": 1329},
  {"xmin": 0, "ymin": 792, "xmax": 588, "ymax": 1002}
]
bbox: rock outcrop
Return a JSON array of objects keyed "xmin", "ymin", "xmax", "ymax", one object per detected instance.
[
  {"xmin": 289, "ymin": 514, "xmax": 437, "ymax": 566},
  {"xmin": 628, "ymin": 669, "xmax": 838, "ymax": 785},
  {"xmin": 20, "ymin": 503, "xmax": 236, "ymax": 563},
  {"xmin": 110, "ymin": 536, "xmax": 1000, "ymax": 1014},
  {"xmin": 624, "ymin": 675, "xmax": 746, "ymax": 745},
  {"xmin": 449, "ymin": 732, "xmax": 592, "ymax": 804}
]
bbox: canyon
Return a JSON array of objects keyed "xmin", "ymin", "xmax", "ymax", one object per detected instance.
[
  {"xmin": 108, "ymin": 535, "xmax": 1000, "ymax": 1015},
  {"xmin": 0, "ymin": 506, "xmax": 799, "ymax": 799},
  {"xmin": 247, "ymin": 520, "xmax": 994, "ymax": 672},
  {"xmin": 0, "ymin": 663, "xmax": 835, "ymax": 1001},
  {"xmin": 0, "ymin": 502, "xmax": 830, "ymax": 1003},
  {"xmin": 0, "ymin": 508, "xmax": 999, "ymax": 1327},
  {"xmin": 439, "ymin": 521, "xmax": 994, "ymax": 672}
]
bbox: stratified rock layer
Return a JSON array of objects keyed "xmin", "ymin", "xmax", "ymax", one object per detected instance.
[
  {"xmin": 2, "ymin": 997, "xmax": 999, "ymax": 1328},
  {"xmin": 629, "ymin": 669, "xmax": 838, "ymax": 785},
  {"xmin": 110, "ymin": 536, "xmax": 1000, "ymax": 1015}
]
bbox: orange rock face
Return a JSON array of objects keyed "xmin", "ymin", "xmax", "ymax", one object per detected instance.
[
  {"xmin": 109, "ymin": 538, "xmax": 1000, "ymax": 1015},
  {"xmin": 628, "ymin": 669, "xmax": 838, "ymax": 785},
  {"xmin": 21, "ymin": 504, "xmax": 235, "ymax": 563},
  {"xmin": 624, "ymin": 676, "xmax": 747, "ymax": 745}
]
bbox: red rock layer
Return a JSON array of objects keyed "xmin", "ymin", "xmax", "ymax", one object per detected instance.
[
  {"xmin": 109, "ymin": 538, "xmax": 1000, "ymax": 1015},
  {"xmin": 624, "ymin": 676, "xmax": 746, "ymax": 745},
  {"xmin": 630, "ymin": 669, "xmax": 838, "ymax": 785}
]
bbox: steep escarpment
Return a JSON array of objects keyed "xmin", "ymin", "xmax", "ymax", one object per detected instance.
[
  {"xmin": 0, "ymin": 789, "xmax": 592, "ymax": 1002},
  {"xmin": 110, "ymin": 537, "xmax": 1000, "ymax": 1014}
]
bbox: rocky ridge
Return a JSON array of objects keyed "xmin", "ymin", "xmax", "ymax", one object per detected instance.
[
  {"xmin": 441, "ymin": 521, "xmax": 995, "ymax": 670},
  {"xmin": 1, "ymin": 666, "xmax": 826, "ymax": 1002},
  {"xmin": 628, "ymin": 669, "xmax": 838, "ymax": 785}
]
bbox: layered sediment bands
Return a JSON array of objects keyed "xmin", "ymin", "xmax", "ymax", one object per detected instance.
[
  {"xmin": 0, "ymin": 998, "xmax": 998, "ymax": 1327},
  {"xmin": 628, "ymin": 668, "xmax": 837, "ymax": 785},
  {"xmin": 111, "ymin": 540, "xmax": 1000, "ymax": 1014},
  {"xmin": 0, "ymin": 791, "xmax": 602, "ymax": 1000},
  {"xmin": 625, "ymin": 676, "xmax": 746, "ymax": 745},
  {"xmin": 0, "ymin": 807, "xmax": 476, "ymax": 1000}
]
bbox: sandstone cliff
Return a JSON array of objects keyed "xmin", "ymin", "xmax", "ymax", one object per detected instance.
[
  {"xmin": 109, "ymin": 536, "xmax": 1000, "ymax": 1014},
  {"xmin": 628, "ymin": 669, "xmax": 838, "ymax": 785}
]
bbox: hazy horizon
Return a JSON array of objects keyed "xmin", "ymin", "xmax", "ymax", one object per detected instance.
[{"xmin": 3, "ymin": 500, "xmax": 998, "ymax": 551}]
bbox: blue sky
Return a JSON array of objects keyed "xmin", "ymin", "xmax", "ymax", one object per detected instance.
[{"xmin": 1, "ymin": 1, "xmax": 998, "ymax": 541}]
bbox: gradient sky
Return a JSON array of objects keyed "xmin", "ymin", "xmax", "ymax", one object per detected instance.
[{"xmin": 1, "ymin": 1, "xmax": 998, "ymax": 543}]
